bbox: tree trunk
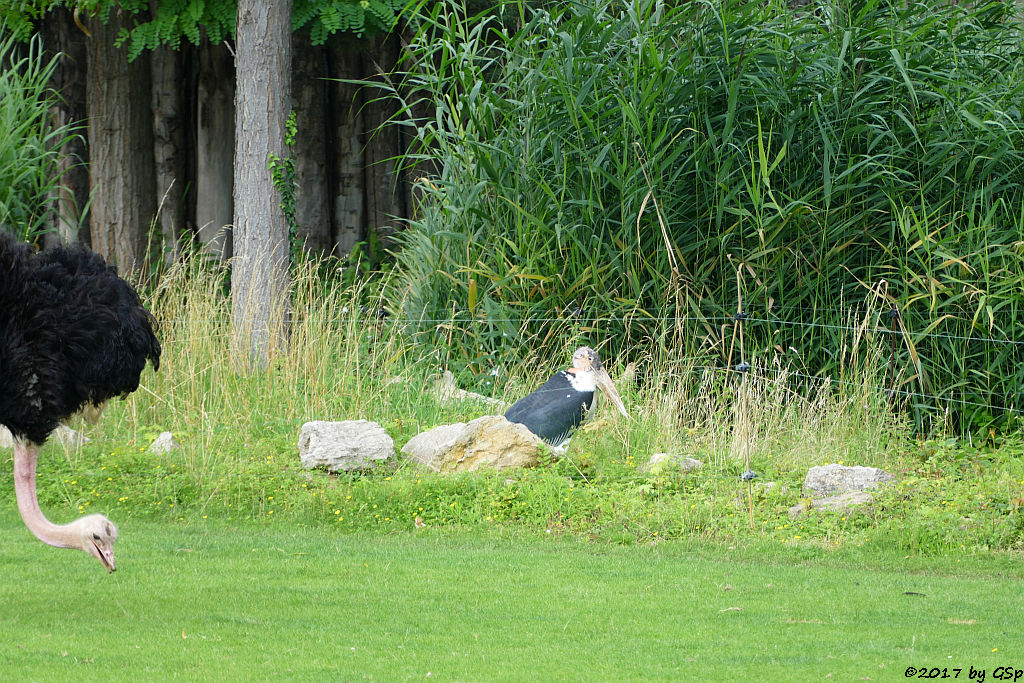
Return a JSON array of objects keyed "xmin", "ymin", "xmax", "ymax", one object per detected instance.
[
  {"xmin": 151, "ymin": 35, "xmax": 188, "ymax": 264},
  {"xmin": 195, "ymin": 39, "xmax": 235, "ymax": 260},
  {"xmin": 292, "ymin": 29, "xmax": 332, "ymax": 255},
  {"xmin": 399, "ymin": 24, "xmax": 439, "ymax": 226},
  {"xmin": 40, "ymin": 7, "xmax": 90, "ymax": 248},
  {"xmin": 327, "ymin": 37, "xmax": 365, "ymax": 256},
  {"xmin": 85, "ymin": 9, "xmax": 156, "ymax": 275},
  {"xmin": 232, "ymin": 0, "xmax": 292, "ymax": 367},
  {"xmin": 362, "ymin": 32, "xmax": 406, "ymax": 250}
]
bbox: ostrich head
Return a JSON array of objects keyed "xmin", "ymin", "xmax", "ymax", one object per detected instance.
[{"xmin": 74, "ymin": 514, "xmax": 119, "ymax": 572}]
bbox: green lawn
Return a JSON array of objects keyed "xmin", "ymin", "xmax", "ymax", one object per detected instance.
[{"xmin": 2, "ymin": 514, "xmax": 1021, "ymax": 681}]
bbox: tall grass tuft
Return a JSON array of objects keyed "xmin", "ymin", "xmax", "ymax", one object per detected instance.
[
  {"xmin": 13, "ymin": 247, "xmax": 908, "ymax": 527},
  {"xmin": 16, "ymin": 253, "xmax": 1024, "ymax": 553},
  {"xmin": 381, "ymin": 0, "xmax": 1024, "ymax": 431}
]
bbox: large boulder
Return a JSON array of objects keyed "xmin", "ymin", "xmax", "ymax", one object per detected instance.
[
  {"xmin": 298, "ymin": 420, "xmax": 394, "ymax": 473},
  {"xmin": 401, "ymin": 422, "xmax": 468, "ymax": 470},
  {"xmin": 402, "ymin": 415, "xmax": 545, "ymax": 472},
  {"xmin": 802, "ymin": 464, "xmax": 895, "ymax": 498}
]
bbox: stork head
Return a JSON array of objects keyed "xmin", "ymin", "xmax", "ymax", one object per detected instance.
[
  {"xmin": 74, "ymin": 514, "xmax": 118, "ymax": 572},
  {"xmin": 570, "ymin": 347, "xmax": 629, "ymax": 418}
]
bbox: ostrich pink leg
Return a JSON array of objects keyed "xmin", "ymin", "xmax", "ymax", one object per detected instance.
[{"xmin": 13, "ymin": 440, "xmax": 79, "ymax": 550}]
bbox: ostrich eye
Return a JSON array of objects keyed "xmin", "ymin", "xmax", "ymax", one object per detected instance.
[{"xmin": 93, "ymin": 533, "xmax": 101, "ymax": 540}]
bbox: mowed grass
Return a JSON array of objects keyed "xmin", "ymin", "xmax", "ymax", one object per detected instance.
[{"xmin": 2, "ymin": 513, "xmax": 1022, "ymax": 681}]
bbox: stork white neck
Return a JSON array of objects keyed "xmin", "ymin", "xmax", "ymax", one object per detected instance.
[{"xmin": 566, "ymin": 369, "xmax": 597, "ymax": 392}]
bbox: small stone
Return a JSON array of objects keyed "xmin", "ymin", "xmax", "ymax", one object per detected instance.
[
  {"xmin": 640, "ymin": 453, "xmax": 703, "ymax": 474},
  {"xmin": 147, "ymin": 431, "xmax": 179, "ymax": 454}
]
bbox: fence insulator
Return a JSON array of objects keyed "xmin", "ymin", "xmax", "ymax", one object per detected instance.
[{"xmin": 735, "ymin": 361, "xmax": 751, "ymax": 373}]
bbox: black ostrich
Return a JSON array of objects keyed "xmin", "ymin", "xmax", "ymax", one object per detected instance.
[{"xmin": 1, "ymin": 233, "xmax": 160, "ymax": 571}]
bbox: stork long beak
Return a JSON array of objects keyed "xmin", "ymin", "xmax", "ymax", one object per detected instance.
[{"xmin": 594, "ymin": 367, "xmax": 629, "ymax": 418}]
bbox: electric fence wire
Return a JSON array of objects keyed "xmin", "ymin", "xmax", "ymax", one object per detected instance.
[
  {"xmin": 686, "ymin": 362, "xmax": 1024, "ymax": 418},
  {"xmin": 150, "ymin": 309, "xmax": 1024, "ymax": 414},
  {"xmin": 153, "ymin": 312, "xmax": 1024, "ymax": 348}
]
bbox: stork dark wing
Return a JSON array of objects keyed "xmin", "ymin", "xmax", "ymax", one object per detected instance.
[{"xmin": 505, "ymin": 371, "xmax": 594, "ymax": 446}]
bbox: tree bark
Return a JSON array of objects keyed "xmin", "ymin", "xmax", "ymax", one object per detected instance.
[
  {"xmin": 362, "ymin": 32, "xmax": 406, "ymax": 250},
  {"xmin": 292, "ymin": 29, "xmax": 332, "ymax": 254},
  {"xmin": 399, "ymin": 24, "xmax": 439, "ymax": 226},
  {"xmin": 40, "ymin": 7, "xmax": 90, "ymax": 248},
  {"xmin": 151, "ymin": 36, "xmax": 188, "ymax": 264},
  {"xmin": 85, "ymin": 9, "xmax": 155, "ymax": 275},
  {"xmin": 327, "ymin": 36, "xmax": 365, "ymax": 256},
  {"xmin": 195, "ymin": 39, "xmax": 235, "ymax": 260},
  {"xmin": 232, "ymin": 0, "xmax": 292, "ymax": 367}
]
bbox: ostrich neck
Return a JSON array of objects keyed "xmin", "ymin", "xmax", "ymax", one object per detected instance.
[{"xmin": 13, "ymin": 441, "xmax": 80, "ymax": 550}]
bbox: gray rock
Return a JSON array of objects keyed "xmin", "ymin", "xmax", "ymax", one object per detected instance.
[
  {"xmin": 298, "ymin": 420, "xmax": 394, "ymax": 472},
  {"xmin": 802, "ymin": 464, "xmax": 895, "ymax": 498},
  {"xmin": 401, "ymin": 415, "xmax": 545, "ymax": 472},
  {"xmin": 788, "ymin": 491, "xmax": 874, "ymax": 518},
  {"xmin": 640, "ymin": 453, "xmax": 703, "ymax": 474},
  {"xmin": 147, "ymin": 431, "xmax": 179, "ymax": 454}
]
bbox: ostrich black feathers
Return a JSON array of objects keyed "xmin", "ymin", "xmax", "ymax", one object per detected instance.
[{"xmin": 0, "ymin": 233, "xmax": 161, "ymax": 444}]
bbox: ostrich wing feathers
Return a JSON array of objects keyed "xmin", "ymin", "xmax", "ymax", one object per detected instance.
[{"xmin": 0, "ymin": 233, "xmax": 161, "ymax": 443}]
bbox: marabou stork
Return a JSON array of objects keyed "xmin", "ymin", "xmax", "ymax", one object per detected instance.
[{"xmin": 505, "ymin": 346, "xmax": 628, "ymax": 447}]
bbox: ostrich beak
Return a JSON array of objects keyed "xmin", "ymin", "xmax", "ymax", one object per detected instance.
[
  {"xmin": 594, "ymin": 367, "xmax": 629, "ymax": 419},
  {"xmin": 99, "ymin": 549, "xmax": 116, "ymax": 573},
  {"xmin": 89, "ymin": 540, "xmax": 116, "ymax": 572}
]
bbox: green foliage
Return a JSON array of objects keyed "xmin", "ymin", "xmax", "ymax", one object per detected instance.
[
  {"xmin": 0, "ymin": 2, "xmax": 48, "ymax": 41},
  {"xmin": 0, "ymin": 31, "xmax": 78, "ymax": 242},
  {"xmin": 385, "ymin": 0, "xmax": 1024, "ymax": 432},
  {"xmin": 269, "ymin": 110, "xmax": 301, "ymax": 261},
  {"xmin": 109, "ymin": 0, "xmax": 237, "ymax": 57},
  {"xmin": 338, "ymin": 228, "xmax": 389, "ymax": 288},
  {"xmin": 1, "ymin": 0, "xmax": 408, "ymax": 59},
  {"xmin": 300, "ymin": 0, "xmax": 404, "ymax": 44}
]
